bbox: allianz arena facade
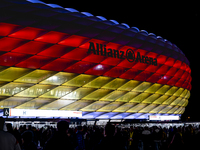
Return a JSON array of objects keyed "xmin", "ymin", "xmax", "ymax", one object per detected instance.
[{"xmin": 0, "ymin": 0, "xmax": 191, "ymax": 120}]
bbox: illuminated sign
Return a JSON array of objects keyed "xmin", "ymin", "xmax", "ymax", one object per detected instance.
[
  {"xmin": 149, "ymin": 115, "xmax": 180, "ymax": 121},
  {"xmin": 88, "ymin": 42, "xmax": 157, "ymax": 66},
  {"xmin": 6, "ymin": 109, "xmax": 82, "ymax": 117}
]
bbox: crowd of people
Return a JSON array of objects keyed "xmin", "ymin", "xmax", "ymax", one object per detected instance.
[{"xmin": 1, "ymin": 117, "xmax": 200, "ymax": 150}]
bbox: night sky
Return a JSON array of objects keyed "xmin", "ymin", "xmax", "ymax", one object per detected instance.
[{"xmin": 41, "ymin": 0, "xmax": 199, "ymax": 121}]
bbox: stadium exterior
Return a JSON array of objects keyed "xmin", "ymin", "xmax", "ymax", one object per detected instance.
[{"xmin": 0, "ymin": 0, "xmax": 191, "ymax": 120}]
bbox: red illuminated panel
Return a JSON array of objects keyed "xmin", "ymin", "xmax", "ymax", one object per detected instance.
[
  {"xmin": 165, "ymin": 57, "xmax": 175, "ymax": 66},
  {"xmin": 9, "ymin": 27, "xmax": 47, "ymax": 40},
  {"xmin": 61, "ymin": 48, "xmax": 89, "ymax": 60},
  {"xmin": 157, "ymin": 75, "xmax": 171, "ymax": 85},
  {"xmin": 175, "ymin": 78, "xmax": 185, "ymax": 87},
  {"xmin": 166, "ymin": 67, "xmax": 177, "ymax": 76},
  {"xmin": 167, "ymin": 77, "xmax": 179, "ymax": 86},
  {"xmin": 58, "ymin": 35, "xmax": 89, "ymax": 47},
  {"xmin": 157, "ymin": 55, "xmax": 167, "ymax": 64},
  {"xmin": 182, "ymin": 81, "xmax": 189, "ymax": 89},
  {"xmin": 135, "ymin": 49, "xmax": 148, "ymax": 56},
  {"xmin": 41, "ymin": 58, "xmax": 77, "ymax": 71},
  {"xmin": 180, "ymin": 62, "xmax": 187, "ymax": 70},
  {"xmin": 132, "ymin": 62, "xmax": 148, "ymax": 70},
  {"xmin": 0, "ymin": 52, "xmax": 31, "ymax": 66},
  {"xmin": 134, "ymin": 71, "xmax": 152, "ymax": 81},
  {"xmin": 16, "ymin": 55, "xmax": 55, "ymax": 69},
  {"xmin": 35, "ymin": 31, "xmax": 69, "ymax": 44},
  {"xmin": 117, "ymin": 59, "xmax": 136, "ymax": 68},
  {"xmin": 145, "ymin": 64, "xmax": 160, "ymax": 73},
  {"xmin": 146, "ymin": 73, "xmax": 161, "ymax": 83},
  {"xmin": 0, "ymin": 23, "xmax": 21, "ymax": 36},
  {"xmin": 0, "ymin": 37, "xmax": 27, "ymax": 52},
  {"xmin": 156, "ymin": 65, "xmax": 169, "ymax": 75},
  {"xmin": 101, "ymin": 57, "xmax": 123, "ymax": 66},
  {"xmin": 104, "ymin": 67, "xmax": 128, "ymax": 78},
  {"xmin": 173, "ymin": 60, "xmax": 182, "ymax": 68},
  {"xmin": 185, "ymin": 65, "xmax": 191, "ymax": 73},
  {"xmin": 12, "ymin": 41, "xmax": 52, "ymax": 55},
  {"xmin": 85, "ymin": 64, "xmax": 113, "ymax": 76},
  {"xmin": 82, "ymin": 54, "xmax": 107, "ymax": 63},
  {"xmin": 146, "ymin": 52, "xmax": 159, "ymax": 58},
  {"xmin": 174, "ymin": 69, "xmax": 184, "ymax": 78},
  {"xmin": 37, "ymin": 45, "xmax": 74, "ymax": 58},
  {"xmin": 119, "ymin": 69, "xmax": 141, "ymax": 80},
  {"xmin": 181, "ymin": 72, "xmax": 189, "ymax": 80},
  {"xmin": 64, "ymin": 61, "xmax": 97, "ymax": 74}
]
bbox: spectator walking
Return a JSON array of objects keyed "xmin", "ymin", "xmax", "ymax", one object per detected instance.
[
  {"xmin": 0, "ymin": 117, "xmax": 21, "ymax": 150},
  {"xmin": 43, "ymin": 120, "xmax": 74, "ymax": 150},
  {"xmin": 76, "ymin": 126, "xmax": 85, "ymax": 150}
]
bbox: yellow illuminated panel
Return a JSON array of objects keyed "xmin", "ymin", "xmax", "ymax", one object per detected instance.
[
  {"xmin": 97, "ymin": 102, "xmax": 124, "ymax": 112},
  {"xmin": 142, "ymin": 94, "xmax": 161, "ymax": 104},
  {"xmin": 16, "ymin": 98, "xmax": 55, "ymax": 109},
  {"xmin": 0, "ymin": 97, "xmax": 32, "ymax": 108},
  {"xmin": 80, "ymin": 101, "xmax": 110, "ymax": 112},
  {"xmin": 112, "ymin": 103, "xmax": 137, "ymax": 112},
  {"xmin": 16, "ymin": 84, "xmax": 56, "ymax": 97},
  {"xmin": 0, "ymin": 82, "xmax": 34, "ymax": 96},
  {"xmin": 102, "ymin": 78, "xmax": 128, "ymax": 90},
  {"xmin": 173, "ymin": 88, "xmax": 184, "ymax": 97},
  {"xmin": 15, "ymin": 70, "xmax": 56, "ymax": 83},
  {"xmin": 165, "ymin": 86, "xmax": 178, "ymax": 96},
  {"xmin": 61, "ymin": 100, "xmax": 93, "ymax": 111},
  {"xmin": 100, "ymin": 90, "xmax": 128, "ymax": 101},
  {"xmin": 40, "ymin": 86, "xmax": 77, "ymax": 98},
  {"xmin": 149, "ymin": 105, "xmax": 167, "ymax": 113},
  {"xmin": 138, "ymin": 104, "xmax": 158, "ymax": 113},
  {"xmin": 39, "ymin": 100, "xmax": 75, "ymax": 110},
  {"xmin": 126, "ymin": 103, "xmax": 148, "ymax": 113},
  {"xmin": 174, "ymin": 107, "xmax": 183, "ymax": 114},
  {"xmin": 83, "ymin": 76, "xmax": 113, "ymax": 88},
  {"xmin": 40, "ymin": 72, "xmax": 77, "ymax": 85},
  {"xmin": 153, "ymin": 95, "xmax": 169, "ymax": 104},
  {"xmin": 144, "ymin": 83, "xmax": 162, "ymax": 93},
  {"xmin": 133, "ymin": 82, "xmax": 152, "ymax": 92},
  {"xmin": 162, "ymin": 96, "xmax": 177, "ymax": 105},
  {"xmin": 184, "ymin": 90, "xmax": 190, "ymax": 99},
  {"xmin": 167, "ymin": 106, "xmax": 179, "ymax": 114},
  {"xmin": 129, "ymin": 93, "xmax": 151, "ymax": 103},
  {"xmin": 180, "ymin": 89, "xmax": 188, "ymax": 97},
  {"xmin": 0, "ymin": 67, "xmax": 31, "ymax": 82},
  {"xmin": 170, "ymin": 97, "xmax": 182, "ymax": 106},
  {"xmin": 155, "ymin": 85, "xmax": 171, "ymax": 95},
  {"xmin": 177, "ymin": 98, "xmax": 186, "ymax": 106},
  {"xmin": 179, "ymin": 107, "xmax": 185, "ymax": 114},
  {"xmin": 182, "ymin": 100, "xmax": 188, "ymax": 107},
  {"xmin": 159, "ymin": 105, "xmax": 173, "ymax": 113},
  {"xmin": 63, "ymin": 74, "xmax": 96, "ymax": 87},
  {"xmin": 115, "ymin": 91, "xmax": 139, "ymax": 102},
  {"xmin": 82, "ymin": 89, "xmax": 113, "ymax": 100},
  {"xmin": 61, "ymin": 88, "xmax": 96, "ymax": 100},
  {"xmin": 118, "ymin": 80, "xmax": 141, "ymax": 91}
]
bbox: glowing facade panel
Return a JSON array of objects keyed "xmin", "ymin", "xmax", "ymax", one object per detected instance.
[{"xmin": 0, "ymin": 0, "xmax": 191, "ymax": 119}]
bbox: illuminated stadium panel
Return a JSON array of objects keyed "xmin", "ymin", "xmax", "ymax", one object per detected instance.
[{"xmin": 0, "ymin": 0, "xmax": 191, "ymax": 119}]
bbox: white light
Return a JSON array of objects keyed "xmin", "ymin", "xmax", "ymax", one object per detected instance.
[
  {"xmin": 149, "ymin": 115, "xmax": 180, "ymax": 121},
  {"xmin": 95, "ymin": 64, "xmax": 103, "ymax": 70},
  {"xmin": 9, "ymin": 109, "xmax": 82, "ymax": 117}
]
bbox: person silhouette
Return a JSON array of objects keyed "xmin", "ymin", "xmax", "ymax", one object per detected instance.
[{"xmin": 0, "ymin": 117, "xmax": 21, "ymax": 150}]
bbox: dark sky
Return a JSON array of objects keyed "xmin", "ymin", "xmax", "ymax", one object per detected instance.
[{"xmin": 41, "ymin": 0, "xmax": 199, "ymax": 121}]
